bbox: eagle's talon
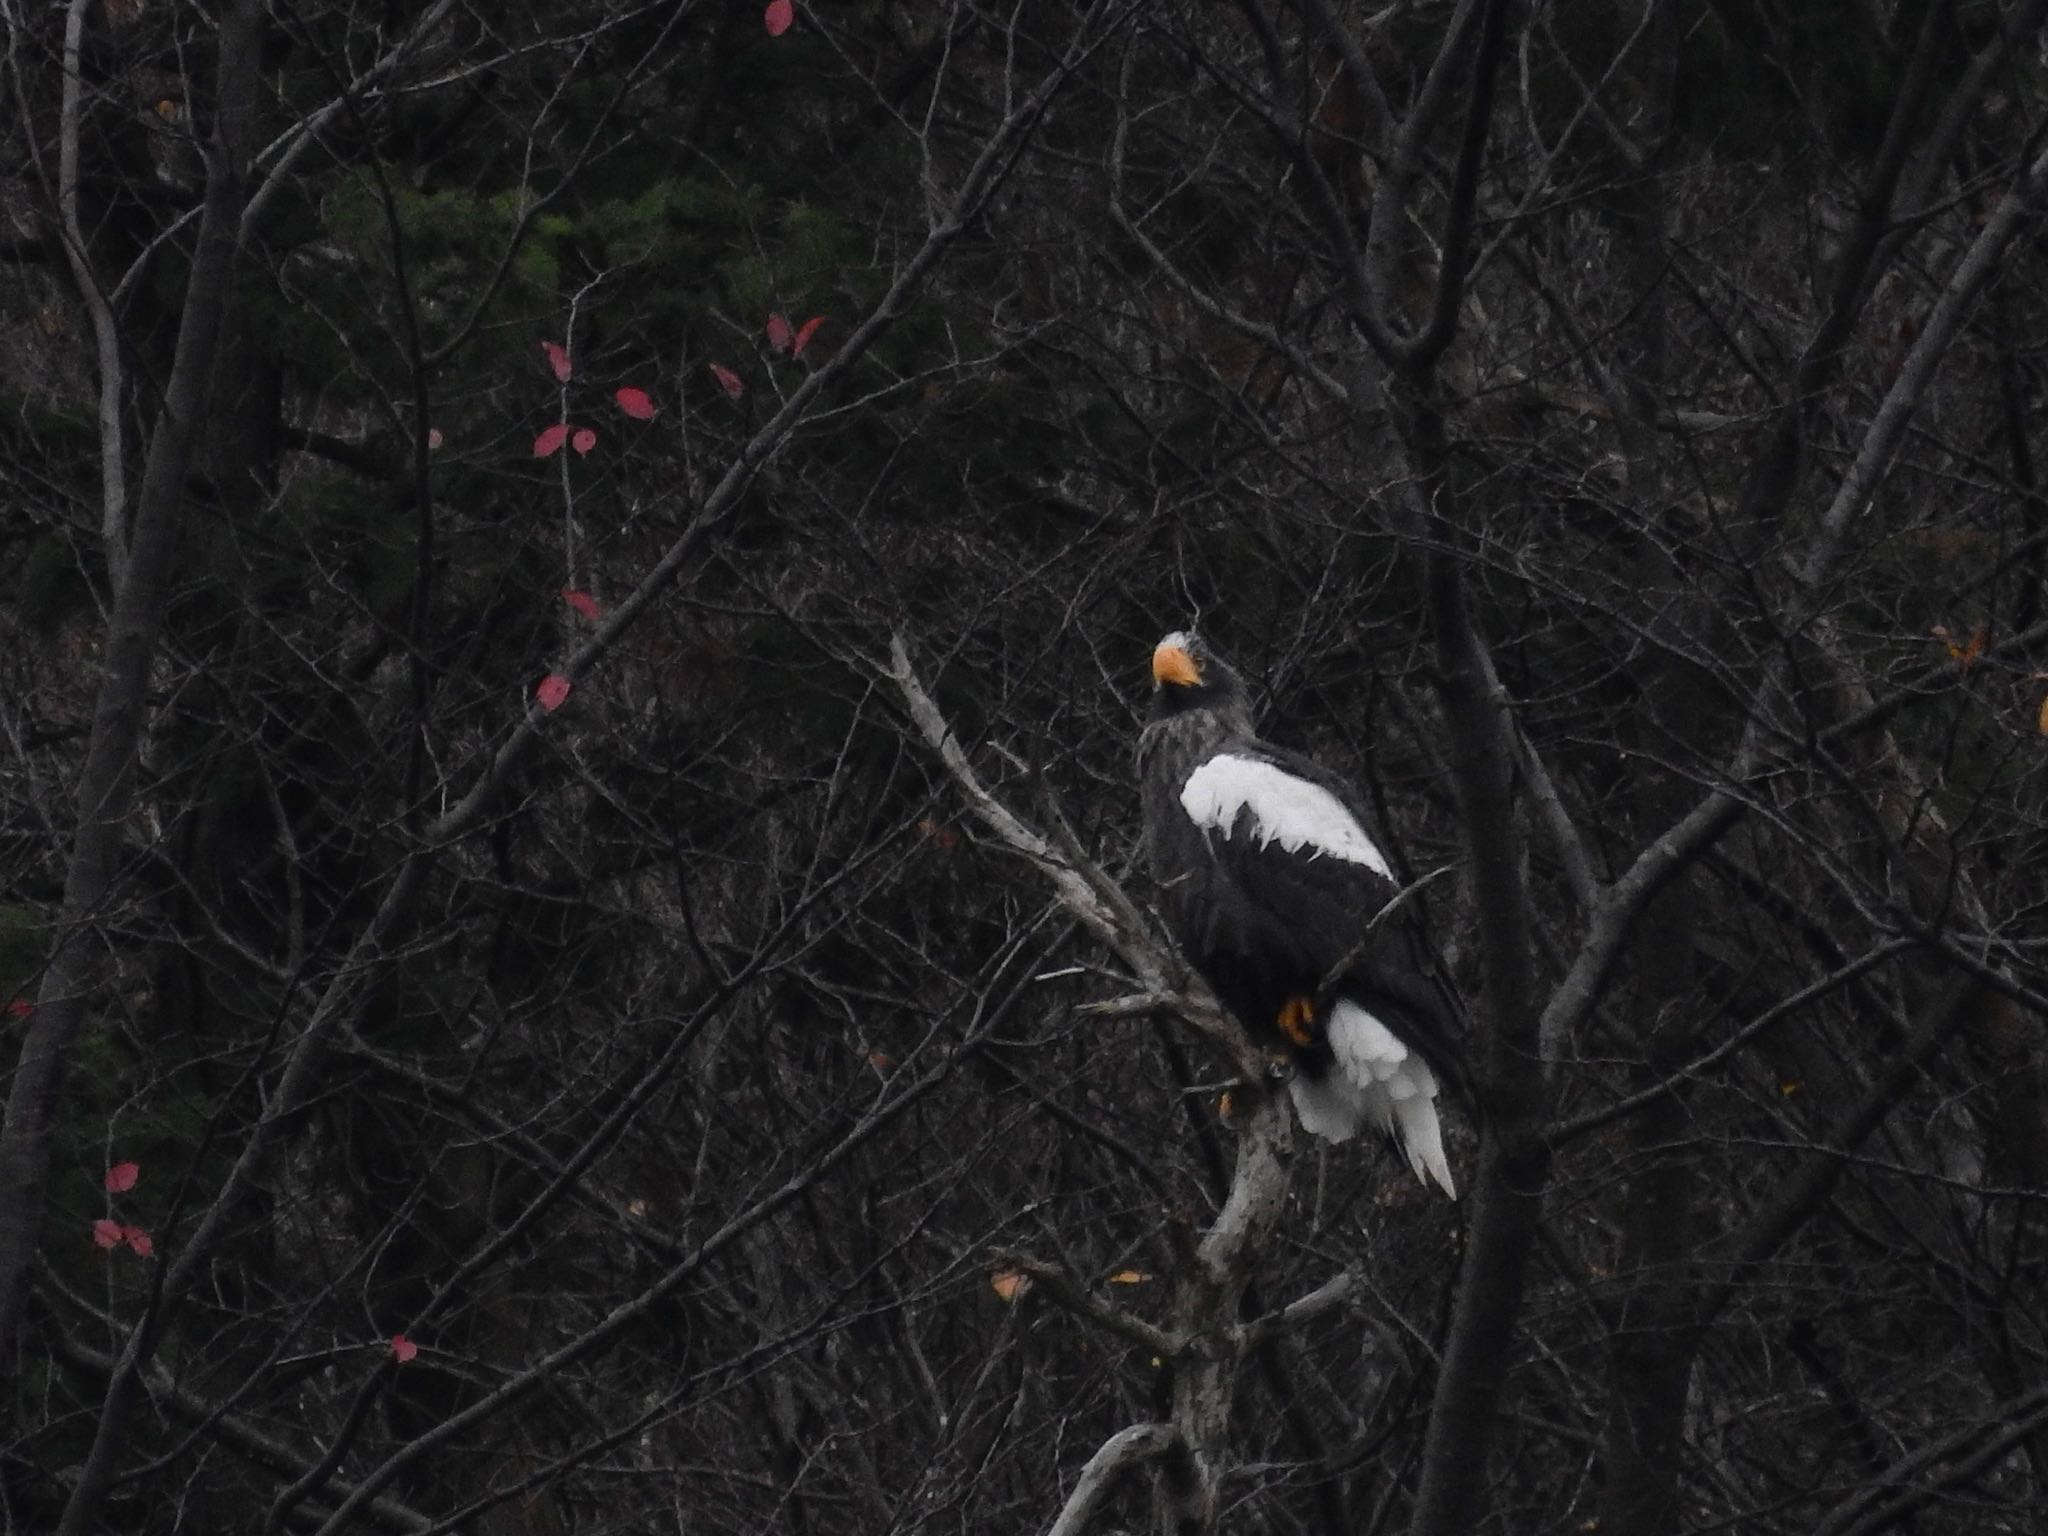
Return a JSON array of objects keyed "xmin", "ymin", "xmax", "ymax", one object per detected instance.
[{"xmin": 1277, "ymin": 995, "xmax": 1317, "ymax": 1047}]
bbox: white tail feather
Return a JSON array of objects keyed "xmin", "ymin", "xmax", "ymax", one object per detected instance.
[
  {"xmin": 1283, "ymin": 999, "xmax": 1455, "ymax": 1198},
  {"xmin": 1392, "ymin": 1086, "xmax": 1456, "ymax": 1197},
  {"xmin": 1287, "ymin": 1071, "xmax": 1366, "ymax": 1142}
]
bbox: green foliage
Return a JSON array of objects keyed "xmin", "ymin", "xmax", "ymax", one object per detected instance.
[{"xmin": 779, "ymin": 201, "xmax": 857, "ymax": 292}]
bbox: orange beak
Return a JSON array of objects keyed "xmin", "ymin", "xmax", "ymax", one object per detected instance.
[{"xmin": 1152, "ymin": 640, "xmax": 1202, "ymax": 687}]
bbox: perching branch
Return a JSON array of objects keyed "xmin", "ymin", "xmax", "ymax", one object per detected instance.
[
  {"xmin": 886, "ymin": 634, "xmax": 1266, "ymax": 1085},
  {"xmin": 887, "ymin": 636, "xmax": 1305, "ymax": 1536}
]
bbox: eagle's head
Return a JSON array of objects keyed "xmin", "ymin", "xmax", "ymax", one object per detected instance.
[{"xmin": 1148, "ymin": 632, "xmax": 1252, "ymax": 727}]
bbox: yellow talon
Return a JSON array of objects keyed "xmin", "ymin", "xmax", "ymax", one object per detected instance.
[{"xmin": 1277, "ymin": 995, "xmax": 1316, "ymax": 1047}]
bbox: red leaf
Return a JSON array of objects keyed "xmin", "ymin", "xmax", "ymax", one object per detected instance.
[
  {"xmin": 92, "ymin": 1219, "xmax": 122, "ymax": 1249},
  {"xmin": 766, "ymin": 313, "xmax": 793, "ymax": 353},
  {"xmin": 571, "ymin": 428, "xmax": 597, "ymax": 456},
  {"xmin": 390, "ymin": 1334, "xmax": 419, "ymax": 1363},
  {"xmin": 104, "ymin": 1161, "xmax": 139, "ymax": 1193},
  {"xmin": 6, "ymin": 999, "xmax": 31, "ymax": 1019},
  {"xmin": 533, "ymin": 424, "xmax": 570, "ymax": 458},
  {"xmin": 542, "ymin": 340, "xmax": 572, "ymax": 383},
  {"xmin": 122, "ymin": 1225, "xmax": 153, "ymax": 1257},
  {"xmin": 709, "ymin": 363, "xmax": 744, "ymax": 400},
  {"xmin": 791, "ymin": 315, "xmax": 826, "ymax": 358},
  {"xmin": 426, "ymin": 427, "xmax": 444, "ymax": 451},
  {"xmin": 561, "ymin": 588, "xmax": 601, "ymax": 622},
  {"xmin": 615, "ymin": 386, "xmax": 657, "ymax": 420},
  {"xmin": 536, "ymin": 674, "xmax": 573, "ymax": 712},
  {"xmin": 764, "ymin": 0, "xmax": 794, "ymax": 36}
]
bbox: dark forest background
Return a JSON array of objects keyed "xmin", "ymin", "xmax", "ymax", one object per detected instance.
[{"xmin": 7, "ymin": 1, "xmax": 2048, "ymax": 1532}]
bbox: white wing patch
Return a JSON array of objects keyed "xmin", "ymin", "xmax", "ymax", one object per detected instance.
[{"xmin": 1179, "ymin": 754, "xmax": 1392, "ymax": 876}]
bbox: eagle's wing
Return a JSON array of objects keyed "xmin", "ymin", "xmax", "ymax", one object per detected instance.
[{"xmin": 1169, "ymin": 743, "xmax": 1464, "ymax": 1084}]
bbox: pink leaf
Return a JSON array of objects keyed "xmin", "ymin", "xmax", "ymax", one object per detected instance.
[
  {"xmin": 791, "ymin": 315, "xmax": 826, "ymax": 358},
  {"xmin": 561, "ymin": 588, "xmax": 601, "ymax": 622},
  {"xmin": 615, "ymin": 386, "xmax": 657, "ymax": 420},
  {"xmin": 426, "ymin": 427, "xmax": 444, "ymax": 451},
  {"xmin": 533, "ymin": 424, "xmax": 570, "ymax": 458},
  {"xmin": 536, "ymin": 674, "xmax": 573, "ymax": 712},
  {"xmin": 92, "ymin": 1219, "xmax": 122, "ymax": 1249},
  {"xmin": 122, "ymin": 1225, "xmax": 153, "ymax": 1257},
  {"xmin": 709, "ymin": 363, "xmax": 744, "ymax": 400},
  {"xmin": 571, "ymin": 428, "xmax": 597, "ymax": 456},
  {"xmin": 766, "ymin": 313, "xmax": 793, "ymax": 353},
  {"xmin": 542, "ymin": 340, "xmax": 572, "ymax": 383},
  {"xmin": 104, "ymin": 1161, "xmax": 139, "ymax": 1193},
  {"xmin": 764, "ymin": 0, "xmax": 794, "ymax": 36},
  {"xmin": 390, "ymin": 1334, "xmax": 419, "ymax": 1363}
]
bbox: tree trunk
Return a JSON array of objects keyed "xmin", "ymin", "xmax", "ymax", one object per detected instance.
[{"xmin": 0, "ymin": 0, "xmax": 266, "ymax": 1362}]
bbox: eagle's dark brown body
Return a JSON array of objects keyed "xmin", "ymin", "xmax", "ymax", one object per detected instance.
[{"xmin": 1138, "ymin": 632, "xmax": 1461, "ymax": 1194}]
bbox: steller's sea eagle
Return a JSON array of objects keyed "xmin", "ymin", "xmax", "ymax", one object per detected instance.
[{"xmin": 1138, "ymin": 631, "xmax": 1461, "ymax": 1195}]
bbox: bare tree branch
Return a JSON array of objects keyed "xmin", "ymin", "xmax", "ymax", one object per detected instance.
[
  {"xmin": 886, "ymin": 633, "xmax": 1266, "ymax": 1085},
  {"xmin": 992, "ymin": 1253, "xmax": 1182, "ymax": 1357},
  {"xmin": 1044, "ymin": 1422, "xmax": 1177, "ymax": 1536}
]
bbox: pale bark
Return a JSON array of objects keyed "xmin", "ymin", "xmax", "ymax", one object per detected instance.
[
  {"xmin": 55, "ymin": 0, "xmax": 128, "ymax": 580},
  {"xmin": 1044, "ymin": 1423, "xmax": 1175, "ymax": 1536}
]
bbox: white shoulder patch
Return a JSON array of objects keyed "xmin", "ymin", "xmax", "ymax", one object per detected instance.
[{"xmin": 1179, "ymin": 753, "xmax": 1392, "ymax": 875}]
